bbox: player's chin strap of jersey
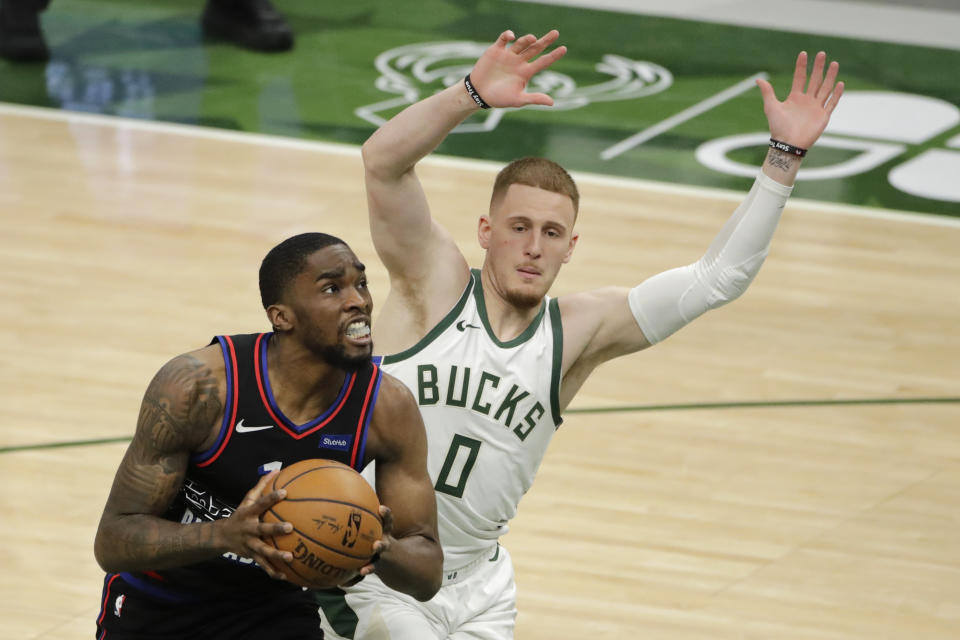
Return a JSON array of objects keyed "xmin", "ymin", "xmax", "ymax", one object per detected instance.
[{"xmin": 629, "ymin": 171, "xmax": 793, "ymax": 344}]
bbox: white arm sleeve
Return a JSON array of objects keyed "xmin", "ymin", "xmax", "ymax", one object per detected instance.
[{"xmin": 628, "ymin": 172, "xmax": 794, "ymax": 344}]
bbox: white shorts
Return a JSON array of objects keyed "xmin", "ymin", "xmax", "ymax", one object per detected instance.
[{"xmin": 318, "ymin": 544, "xmax": 516, "ymax": 640}]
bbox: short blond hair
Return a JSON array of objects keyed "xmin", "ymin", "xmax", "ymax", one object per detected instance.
[{"xmin": 490, "ymin": 157, "xmax": 580, "ymax": 215}]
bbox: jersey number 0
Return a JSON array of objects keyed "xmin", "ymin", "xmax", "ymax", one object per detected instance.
[{"xmin": 434, "ymin": 434, "xmax": 482, "ymax": 498}]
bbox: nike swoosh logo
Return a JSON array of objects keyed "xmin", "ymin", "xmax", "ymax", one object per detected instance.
[
  {"xmin": 456, "ymin": 320, "xmax": 482, "ymax": 332},
  {"xmin": 235, "ymin": 419, "xmax": 274, "ymax": 433}
]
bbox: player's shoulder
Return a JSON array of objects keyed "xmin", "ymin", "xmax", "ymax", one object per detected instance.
[
  {"xmin": 394, "ymin": 260, "xmax": 471, "ymax": 308},
  {"xmin": 556, "ymin": 286, "xmax": 631, "ymax": 323},
  {"xmin": 147, "ymin": 344, "xmax": 226, "ymax": 398},
  {"xmin": 173, "ymin": 343, "xmax": 226, "ymax": 373},
  {"xmin": 138, "ymin": 344, "xmax": 228, "ymax": 450},
  {"xmin": 373, "ymin": 369, "xmax": 418, "ymax": 411},
  {"xmin": 367, "ymin": 369, "xmax": 426, "ymax": 460}
]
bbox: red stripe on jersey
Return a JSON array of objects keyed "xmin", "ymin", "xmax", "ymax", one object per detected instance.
[
  {"xmin": 254, "ymin": 333, "xmax": 358, "ymax": 439},
  {"xmin": 97, "ymin": 573, "xmax": 121, "ymax": 627},
  {"xmin": 197, "ymin": 335, "xmax": 240, "ymax": 468},
  {"xmin": 350, "ymin": 363, "xmax": 379, "ymax": 468}
]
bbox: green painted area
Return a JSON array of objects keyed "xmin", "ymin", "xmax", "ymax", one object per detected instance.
[
  {"xmin": 0, "ymin": 436, "xmax": 132, "ymax": 454},
  {"xmin": 565, "ymin": 396, "xmax": 960, "ymax": 414},
  {"xmin": 2, "ymin": 0, "xmax": 958, "ymax": 214}
]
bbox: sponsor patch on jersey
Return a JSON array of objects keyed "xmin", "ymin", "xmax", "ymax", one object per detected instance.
[{"xmin": 318, "ymin": 433, "xmax": 354, "ymax": 452}]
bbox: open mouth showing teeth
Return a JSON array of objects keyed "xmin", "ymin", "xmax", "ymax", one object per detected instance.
[{"xmin": 345, "ymin": 321, "xmax": 370, "ymax": 339}]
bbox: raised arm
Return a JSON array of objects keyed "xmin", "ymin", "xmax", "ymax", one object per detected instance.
[
  {"xmin": 559, "ymin": 51, "xmax": 844, "ymax": 406},
  {"xmin": 361, "ymin": 30, "xmax": 567, "ymax": 345},
  {"xmin": 757, "ymin": 50, "xmax": 843, "ymax": 185},
  {"xmin": 361, "ymin": 374, "xmax": 443, "ymax": 601},
  {"xmin": 93, "ymin": 349, "xmax": 293, "ymax": 578}
]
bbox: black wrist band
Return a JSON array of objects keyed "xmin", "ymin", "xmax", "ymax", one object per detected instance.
[
  {"xmin": 464, "ymin": 74, "xmax": 491, "ymax": 109},
  {"xmin": 769, "ymin": 138, "xmax": 807, "ymax": 157}
]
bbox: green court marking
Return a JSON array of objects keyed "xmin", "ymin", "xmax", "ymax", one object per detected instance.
[
  {"xmin": 3, "ymin": 396, "xmax": 956, "ymax": 454},
  {"xmin": 0, "ymin": 0, "xmax": 953, "ymax": 214},
  {"xmin": 0, "ymin": 436, "xmax": 132, "ymax": 454},
  {"xmin": 566, "ymin": 396, "xmax": 960, "ymax": 414}
]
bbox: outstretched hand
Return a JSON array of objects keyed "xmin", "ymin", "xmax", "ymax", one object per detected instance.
[
  {"xmin": 756, "ymin": 51, "xmax": 844, "ymax": 150},
  {"xmin": 469, "ymin": 29, "xmax": 567, "ymax": 108}
]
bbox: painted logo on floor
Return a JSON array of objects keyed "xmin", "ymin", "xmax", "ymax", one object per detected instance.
[
  {"xmin": 697, "ymin": 91, "xmax": 960, "ymax": 202},
  {"xmin": 356, "ymin": 41, "xmax": 672, "ymax": 133}
]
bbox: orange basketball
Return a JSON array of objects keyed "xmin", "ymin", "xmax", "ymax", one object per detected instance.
[{"xmin": 262, "ymin": 459, "xmax": 382, "ymax": 589}]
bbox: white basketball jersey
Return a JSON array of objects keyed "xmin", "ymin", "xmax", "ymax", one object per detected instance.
[{"xmin": 380, "ymin": 269, "xmax": 563, "ymax": 570}]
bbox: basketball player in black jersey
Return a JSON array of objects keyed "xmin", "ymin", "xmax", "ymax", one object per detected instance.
[{"xmin": 94, "ymin": 233, "xmax": 442, "ymax": 639}]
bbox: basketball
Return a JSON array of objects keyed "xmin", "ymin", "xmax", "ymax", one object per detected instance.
[{"xmin": 262, "ymin": 458, "xmax": 382, "ymax": 589}]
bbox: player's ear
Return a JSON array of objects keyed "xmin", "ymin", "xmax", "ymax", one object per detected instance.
[
  {"xmin": 478, "ymin": 215, "xmax": 492, "ymax": 249},
  {"xmin": 561, "ymin": 231, "xmax": 579, "ymax": 264},
  {"xmin": 266, "ymin": 304, "xmax": 294, "ymax": 332}
]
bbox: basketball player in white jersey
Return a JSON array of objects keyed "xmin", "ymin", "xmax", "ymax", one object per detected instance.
[{"xmin": 317, "ymin": 28, "xmax": 844, "ymax": 639}]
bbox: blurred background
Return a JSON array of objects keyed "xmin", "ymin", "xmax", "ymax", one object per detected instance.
[{"xmin": 2, "ymin": 0, "xmax": 958, "ymax": 213}]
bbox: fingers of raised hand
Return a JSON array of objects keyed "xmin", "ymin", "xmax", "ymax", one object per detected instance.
[
  {"xmin": 512, "ymin": 33, "xmax": 539, "ymax": 56},
  {"xmin": 805, "ymin": 51, "xmax": 827, "ymax": 95},
  {"xmin": 519, "ymin": 92, "xmax": 555, "ymax": 107},
  {"xmin": 825, "ymin": 80, "xmax": 845, "ymax": 114},
  {"xmin": 791, "ymin": 51, "xmax": 808, "ymax": 95},
  {"xmin": 756, "ymin": 77, "xmax": 776, "ymax": 104},
  {"xmin": 789, "ymin": 51, "xmax": 843, "ymax": 111},
  {"xmin": 516, "ymin": 29, "xmax": 559, "ymax": 60},
  {"xmin": 495, "ymin": 30, "xmax": 516, "ymax": 48},
  {"xmin": 530, "ymin": 43, "xmax": 567, "ymax": 75},
  {"xmin": 816, "ymin": 60, "xmax": 840, "ymax": 103}
]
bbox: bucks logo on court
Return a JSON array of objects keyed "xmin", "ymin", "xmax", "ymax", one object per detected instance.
[
  {"xmin": 356, "ymin": 40, "xmax": 672, "ymax": 133},
  {"xmin": 358, "ymin": 41, "xmax": 960, "ymax": 204}
]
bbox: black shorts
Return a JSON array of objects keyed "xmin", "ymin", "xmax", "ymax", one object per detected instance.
[{"xmin": 96, "ymin": 573, "xmax": 323, "ymax": 640}]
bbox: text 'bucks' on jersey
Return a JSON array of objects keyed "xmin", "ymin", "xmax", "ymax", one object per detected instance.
[{"xmin": 378, "ymin": 269, "xmax": 563, "ymax": 570}]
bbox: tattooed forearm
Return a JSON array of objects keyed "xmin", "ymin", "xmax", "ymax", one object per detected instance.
[
  {"xmin": 103, "ymin": 513, "xmax": 225, "ymax": 570},
  {"xmin": 764, "ymin": 147, "xmax": 800, "ymax": 175}
]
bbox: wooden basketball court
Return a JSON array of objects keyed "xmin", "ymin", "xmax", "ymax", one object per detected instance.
[{"xmin": 1, "ymin": 105, "xmax": 958, "ymax": 639}]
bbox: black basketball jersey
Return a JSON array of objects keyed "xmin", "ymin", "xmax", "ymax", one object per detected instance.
[{"xmin": 107, "ymin": 332, "xmax": 383, "ymax": 603}]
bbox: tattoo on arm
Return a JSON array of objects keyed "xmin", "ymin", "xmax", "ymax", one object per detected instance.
[
  {"xmin": 140, "ymin": 355, "xmax": 222, "ymax": 458},
  {"xmin": 98, "ymin": 354, "xmax": 225, "ymax": 569},
  {"xmin": 765, "ymin": 148, "xmax": 799, "ymax": 174}
]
